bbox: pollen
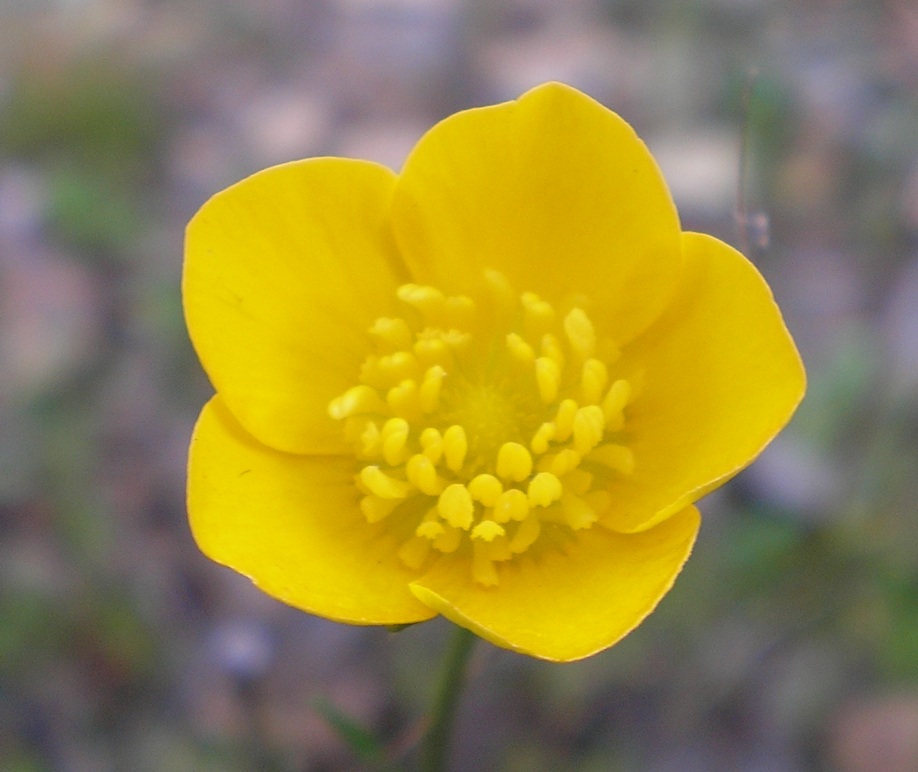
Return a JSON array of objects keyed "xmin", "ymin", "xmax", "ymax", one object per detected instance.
[{"xmin": 329, "ymin": 271, "xmax": 638, "ymax": 587}]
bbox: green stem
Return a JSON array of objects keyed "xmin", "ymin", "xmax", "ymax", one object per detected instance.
[{"xmin": 421, "ymin": 625, "xmax": 477, "ymax": 772}]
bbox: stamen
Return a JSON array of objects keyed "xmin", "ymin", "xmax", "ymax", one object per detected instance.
[
  {"xmin": 414, "ymin": 336, "xmax": 452, "ymax": 369},
  {"xmin": 380, "ymin": 417, "xmax": 410, "ymax": 465},
  {"xmin": 369, "ymin": 317, "xmax": 413, "ymax": 351},
  {"xmin": 589, "ymin": 443, "xmax": 635, "ymax": 474},
  {"xmin": 419, "ymin": 365, "xmax": 446, "ymax": 413},
  {"xmin": 433, "ymin": 524, "xmax": 462, "ymax": 553},
  {"xmin": 493, "ymin": 488, "xmax": 530, "ymax": 523},
  {"xmin": 530, "ymin": 422, "xmax": 556, "ymax": 455},
  {"xmin": 509, "ymin": 516, "xmax": 541, "ymax": 553},
  {"xmin": 397, "ymin": 283, "xmax": 445, "ymax": 319},
  {"xmin": 553, "ymin": 399, "xmax": 578, "ymax": 441},
  {"xmin": 359, "ymin": 466, "xmax": 413, "ymax": 499},
  {"xmin": 327, "ymin": 385, "xmax": 386, "ymax": 420},
  {"xmin": 528, "ymin": 472, "xmax": 563, "ymax": 507},
  {"xmin": 386, "ymin": 379, "xmax": 419, "ymax": 418},
  {"xmin": 468, "ymin": 474, "xmax": 503, "ymax": 506},
  {"xmin": 406, "ymin": 453, "xmax": 443, "ymax": 495},
  {"xmin": 442, "ymin": 295, "xmax": 475, "ymax": 329},
  {"xmin": 419, "ymin": 427, "xmax": 443, "ymax": 463},
  {"xmin": 330, "ymin": 271, "xmax": 638, "ymax": 586},
  {"xmin": 471, "ymin": 520, "xmax": 505, "ymax": 542},
  {"xmin": 601, "ymin": 379, "xmax": 631, "ymax": 430},
  {"xmin": 521, "ymin": 292, "xmax": 555, "ymax": 337},
  {"xmin": 398, "ymin": 537, "xmax": 430, "ymax": 569},
  {"xmin": 376, "ymin": 351, "xmax": 419, "ymax": 384},
  {"xmin": 561, "ymin": 491, "xmax": 598, "ymax": 530},
  {"xmin": 360, "ymin": 495, "xmax": 399, "ymax": 523},
  {"xmin": 506, "ymin": 333, "xmax": 535, "ymax": 365},
  {"xmin": 563, "ymin": 307, "xmax": 596, "ymax": 358},
  {"xmin": 539, "ymin": 448, "xmax": 581, "ymax": 476},
  {"xmin": 541, "ymin": 334, "xmax": 565, "ymax": 368},
  {"xmin": 496, "ymin": 442, "xmax": 533, "ymax": 481},
  {"xmin": 572, "ymin": 405, "xmax": 606, "ymax": 454},
  {"xmin": 472, "ymin": 542, "xmax": 499, "ymax": 586},
  {"xmin": 535, "ymin": 357, "xmax": 560, "ymax": 403},
  {"xmin": 437, "ymin": 483, "xmax": 474, "ymax": 529},
  {"xmin": 581, "ymin": 358, "xmax": 608, "ymax": 404},
  {"xmin": 442, "ymin": 425, "xmax": 468, "ymax": 471},
  {"xmin": 416, "ymin": 518, "xmax": 445, "ymax": 540}
]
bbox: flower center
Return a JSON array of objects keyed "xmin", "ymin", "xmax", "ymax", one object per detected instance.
[{"xmin": 328, "ymin": 270, "xmax": 638, "ymax": 587}]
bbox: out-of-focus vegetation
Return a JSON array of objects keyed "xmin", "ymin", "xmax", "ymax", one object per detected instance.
[{"xmin": 2, "ymin": 1, "xmax": 917, "ymax": 769}]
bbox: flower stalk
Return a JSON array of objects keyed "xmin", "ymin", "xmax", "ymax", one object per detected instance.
[{"xmin": 422, "ymin": 626, "xmax": 477, "ymax": 772}]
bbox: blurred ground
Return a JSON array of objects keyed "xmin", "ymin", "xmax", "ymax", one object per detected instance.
[{"xmin": 2, "ymin": 0, "xmax": 918, "ymax": 770}]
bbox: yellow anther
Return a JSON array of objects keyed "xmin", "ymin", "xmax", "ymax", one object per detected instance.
[
  {"xmin": 359, "ymin": 466, "xmax": 413, "ymax": 499},
  {"xmin": 414, "ymin": 336, "xmax": 452, "ymax": 368},
  {"xmin": 496, "ymin": 442, "xmax": 533, "ymax": 481},
  {"xmin": 376, "ymin": 351, "xmax": 419, "ymax": 383},
  {"xmin": 406, "ymin": 454, "xmax": 443, "ymax": 496},
  {"xmin": 440, "ymin": 329, "xmax": 472, "ymax": 349},
  {"xmin": 564, "ymin": 468, "xmax": 593, "ymax": 496},
  {"xmin": 541, "ymin": 333, "xmax": 565, "ymax": 368},
  {"xmin": 530, "ymin": 422, "xmax": 556, "ymax": 455},
  {"xmin": 561, "ymin": 492, "xmax": 598, "ymax": 530},
  {"xmin": 472, "ymin": 542, "xmax": 500, "ymax": 586},
  {"xmin": 581, "ymin": 358, "xmax": 608, "ymax": 405},
  {"xmin": 443, "ymin": 295, "xmax": 475, "ymax": 328},
  {"xmin": 487, "ymin": 535, "xmax": 512, "ymax": 562},
  {"xmin": 419, "ymin": 365, "xmax": 446, "ymax": 413},
  {"xmin": 521, "ymin": 292, "xmax": 555, "ymax": 337},
  {"xmin": 573, "ymin": 405, "xmax": 606, "ymax": 454},
  {"xmin": 590, "ymin": 443, "xmax": 635, "ymax": 474},
  {"xmin": 380, "ymin": 417, "xmax": 410, "ymax": 465},
  {"xmin": 468, "ymin": 474, "xmax": 503, "ymax": 506},
  {"xmin": 419, "ymin": 427, "xmax": 443, "ymax": 464},
  {"xmin": 471, "ymin": 520, "xmax": 506, "ymax": 542},
  {"xmin": 535, "ymin": 357, "xmax": 560, "ymax": 403},
  {"xmin": 356, "ymin": 420, "xmax": 381, "ymax": 456},
  {"xmin": 328, "ymin": 385, "xmax": 386, "ymax": 420},
  {"xmin": 368, "ymin": 317, "xmax": 413, "ymax": 351},
  {"xmin": 563, "ymin": 307, "xmax": 596, "ymax": 358},
  {"xmin": 397, "ymin": 283, "xmax": 445, "ymax": 318},
  {"xmin": 360, "ymin": 495, "xmax": 399, "ymax": 523},
  {"xmin": 416, "ymin": 519, "xmax": 445, "ymax": 540},
  {"xmin": 601, "ymin": 379, "xmax": 632, "ymax": 431},
  {"xmin": 433, "ymin": 524, "xmax": 462, "ymax": 553},
  {"xmin": 442, "ymin": 425, "xmax": 468, "ymax": 471},
  {"xmin": 553, "ymin": 399, "xmax": 578, "ymax": 441},
  {"xmin": 539, "ymin": 448, "xmax": 581, "ymax": 476},
  {"xmin": 509, "ymin": 515, "xmax": 541, "ymax": 553},
  {"xmin": 493, "ymin": 488, "xmax": 530, "ymax": 523},
  {"xmin": 386, "ymin": 379, "xmax": 419, "ymax": 418},
  {"xmin": 484, "ymin": 268, "xmax": 516, "ymax": 315},
  {"xmin": 437, "ymin": 483, "xmax": 474, "ymax": 529},
  {"xmin": 398, "ymin": 537, "xmax": 430, "ymax": 569},
  {"xmin": 528, "ymin": 472, "xmax": 563, "ymax": 507},
  {"xmin": 584, "ymin": 490, "xmax": 612, "ymax": 520},
  {"xmin": 506, "ymin": 333, "xmax": 535, "ymax": 365}
]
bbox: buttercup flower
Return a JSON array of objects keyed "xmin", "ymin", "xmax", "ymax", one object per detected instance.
[{"xmin": 184, "ymin": 82, "xmax": 805, "ymax": 662}]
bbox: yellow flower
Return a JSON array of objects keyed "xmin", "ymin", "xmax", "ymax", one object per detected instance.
[{"xmin": 184, "ymin": 82, "xmax": 805, "ymax": 662}]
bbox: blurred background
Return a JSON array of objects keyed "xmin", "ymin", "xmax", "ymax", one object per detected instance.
[{"xmin": 2, "ymin": 0, "xmax": 917, "ymax": 769}]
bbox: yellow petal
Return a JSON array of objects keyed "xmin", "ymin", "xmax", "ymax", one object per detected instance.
[
  {"xmin": 391, "ymin": 82, "xmax": 681, "ymax": 345},
  {"xmin": 184, "ymin": 158, "xmax": 404, "ymax": 455},
  {"xmin": 188, "ymin": 397, "xmax": 434, "ymax": 625},
  {"xmin": 410, "ymin": 506, "xmax": 700, "ymax": 661},
  {"xmin": 606, "ymin": 232, "xmax": 806, "ymax": 533}
]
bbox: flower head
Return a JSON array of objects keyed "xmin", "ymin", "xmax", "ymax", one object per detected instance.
[{"xmin": 184, "ymin": 82, "xmax": 805, "ymax": 661}]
